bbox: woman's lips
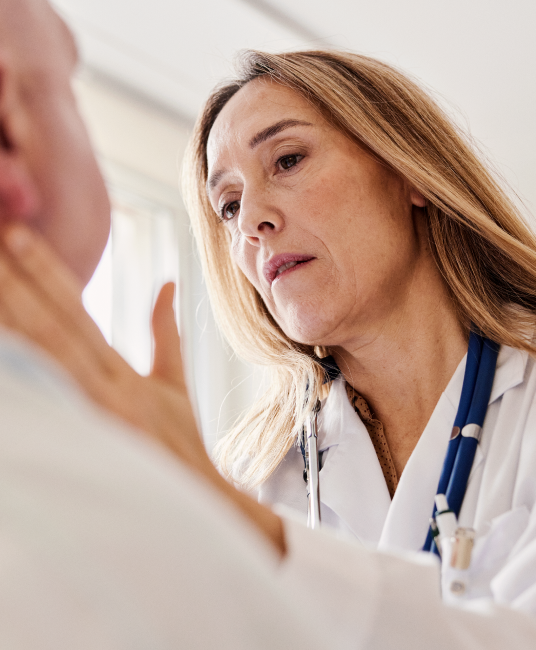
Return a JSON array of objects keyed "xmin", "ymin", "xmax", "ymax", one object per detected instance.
[
  {"xmin": 263, "ymin": 254, "xmax": 315, "ymax": 286},
  {"xmin": 273, "ymin": 258, "xmax": 314, "ymax": 285}
]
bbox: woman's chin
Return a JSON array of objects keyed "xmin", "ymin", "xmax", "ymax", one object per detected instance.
[{"xmin": 281, "ymin": 317, "xmax": 341, "ymax": 349}]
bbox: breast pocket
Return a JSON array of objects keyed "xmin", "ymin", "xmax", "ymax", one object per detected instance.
[
  {"xmin": 491, "ymin": 506, "xmax": 536, "ymax": 615},
  {"xmin": 441, "ymin": 505, "xmax": 530, "ymax": 605}
]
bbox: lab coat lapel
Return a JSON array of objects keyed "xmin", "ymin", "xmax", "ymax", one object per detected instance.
[
  {"xmin": 458, "ymin": 344, "xmax": 527, "ymax": 529},
  {"xmin": 489, "ymin": 343, "xmax": 528, "ymax": 403},
  {"xmin": 318, "ymin": 378, "xmax": 391, "ymax": 544}
]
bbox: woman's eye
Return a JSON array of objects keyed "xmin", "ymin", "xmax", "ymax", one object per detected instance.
[
  {"xmin": 277, "ymin": 154, "xmax": 303, "ymax": 171},
  {"xmin": 220, "ymin": 200, "xmax": 240, "ymax": 221}
]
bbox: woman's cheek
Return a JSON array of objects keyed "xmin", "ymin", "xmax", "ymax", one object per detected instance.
[
  {"xmin": 229, "ymin": 230, "xmax": 244, "ymax": 270},
  {"xmin": 230, "ymin": 236, "xmax": 259, "ymax": 289}
]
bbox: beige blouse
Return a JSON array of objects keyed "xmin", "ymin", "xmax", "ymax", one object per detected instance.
[{"xmin": 345, "ymin": 383, "xmax": 399, "ymax": 498}]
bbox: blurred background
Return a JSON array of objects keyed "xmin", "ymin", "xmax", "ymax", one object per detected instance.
[{"xmin": 52, "ymin": 0, "xmax": 536, "ymax": 449}]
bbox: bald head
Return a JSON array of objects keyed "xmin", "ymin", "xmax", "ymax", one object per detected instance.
[
  {"xmin": 0, "ymin": 0, "xmax": 78, "ymax": 81},
  {"xmin": 0, "ymin": 0, "xmax": 110, "ymax": 284}
]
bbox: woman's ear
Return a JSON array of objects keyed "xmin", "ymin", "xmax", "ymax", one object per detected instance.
[{"xmin": 409, "ymin": 187, "xmax": 426, "ymax": 208}]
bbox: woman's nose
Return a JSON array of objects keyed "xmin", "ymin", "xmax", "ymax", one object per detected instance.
[{"xmin": 238, "ymin": 189, "xmax": 284, "ymax": 244}]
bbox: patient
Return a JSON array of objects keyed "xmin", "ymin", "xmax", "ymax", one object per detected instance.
[{"xmin": 0, "ymin": 1, "xmax": 327, "ymax": 646}]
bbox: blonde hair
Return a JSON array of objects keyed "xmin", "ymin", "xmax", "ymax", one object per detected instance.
[{"xmin": 183, "ymin": 49, "xmax": 536, "ymax": 489}]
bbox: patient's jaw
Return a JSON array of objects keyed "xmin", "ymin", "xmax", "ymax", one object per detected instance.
[{"xmin": 0, "ymin": 0, "xmax": 110, "ymax": 285}]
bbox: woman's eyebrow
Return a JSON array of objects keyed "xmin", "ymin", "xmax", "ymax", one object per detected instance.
[
  {"xmin": 207, "ymin": 169, "xmax": 226, "ymax": 193},
  {"xmin": 248, "ymin": 119, "xmax": 312, "ymax": 149},
  {"xmin": 207, "ymin": 119, "xmax": 312, "ymax": 194}
]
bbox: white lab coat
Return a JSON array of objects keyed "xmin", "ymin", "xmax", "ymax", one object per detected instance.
[
  {"xmin": 0, "ymin": 331, "xmax": 329, "ymax": 649},
  {"xmin": 258, "ymin": 343, "xmax": 536, "ymax": 622},
  {"xmin": 4, "ymin": 326, "xmax": 536, "ymax": 649}
]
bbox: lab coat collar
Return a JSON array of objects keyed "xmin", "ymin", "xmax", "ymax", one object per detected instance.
[
  {"xmin": 317, "ymin": 377, "xmax": 391, "ymax": 543},
  {"xmin": 316, "ymin": 376, "xmax": 345, "ymax": 452},
  {"xmin": 443, "ymin": 343, "xmax": 528, "ymax": 411},
  {"xmin": 489, "ymin": 344, "xmax": 528, "ymax": 403}
]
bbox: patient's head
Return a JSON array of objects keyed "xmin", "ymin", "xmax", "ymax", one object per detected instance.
[{"xmin": 0, "ymin": 0, "xmax": 110, "ymax": 284}]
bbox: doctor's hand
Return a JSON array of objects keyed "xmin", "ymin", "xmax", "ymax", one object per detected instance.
[{"xmin": 0, "ymin": 225, "xmax": 286, "ymax": 557}]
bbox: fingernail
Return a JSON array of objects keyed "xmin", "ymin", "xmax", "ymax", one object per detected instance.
[{"xmin": 4, "ymin": 227, "xmax": 31, "ymax": 254}]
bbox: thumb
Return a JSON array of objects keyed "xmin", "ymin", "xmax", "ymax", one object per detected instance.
[{"xmin": 151, "ymin": 282, "xmax": 184, "ymax": 388}]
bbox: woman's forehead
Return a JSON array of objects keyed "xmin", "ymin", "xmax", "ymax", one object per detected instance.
[{"xmin": 206, "ymin": 79, "xmax": 323, "ymax": 166}]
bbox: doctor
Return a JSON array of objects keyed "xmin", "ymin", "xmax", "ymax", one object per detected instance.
[
  {"xmin": 2, "ymin": 47, "xmax": 536, "ymax": 646},
  {"xmin": 191, "ymin": 50, "xmax": 536, "ymax": 609}
]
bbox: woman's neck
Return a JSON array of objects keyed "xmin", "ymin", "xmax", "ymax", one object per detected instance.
[{"xmin": 331, "ymin": 272, "xmax": 467, "ymax": 478}]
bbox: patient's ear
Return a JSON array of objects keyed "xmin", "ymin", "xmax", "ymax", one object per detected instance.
[
  {"xmin": 0, "ymin": 67, "xmax": 40, "ymax": 222},
  {"xmin": 0, "ymin": 148, "xmax": 40, "ymax": 220}
]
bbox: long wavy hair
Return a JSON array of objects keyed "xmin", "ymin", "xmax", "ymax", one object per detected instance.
[{"xmin": 183, "ymin": 49, "xmax": 536, "ymax": 489}]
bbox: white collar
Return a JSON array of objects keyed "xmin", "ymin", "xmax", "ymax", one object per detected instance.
[
  {"xmin": 443, "ymin": 344, "xmax": 528, "ymax": 411},
  {"xmin": 316, "ymin": 375, "xmax": 348, "ymax": 452}
]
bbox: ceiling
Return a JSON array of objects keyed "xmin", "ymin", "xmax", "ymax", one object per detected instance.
[{"xmin": 53, "ymin": 0, "xmax": 536, "ymax": 214}]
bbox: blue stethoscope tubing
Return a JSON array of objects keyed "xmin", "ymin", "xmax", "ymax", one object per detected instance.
[{"xmin": 422, "ymin": 331, "xmax": 500, "ymax": 555}]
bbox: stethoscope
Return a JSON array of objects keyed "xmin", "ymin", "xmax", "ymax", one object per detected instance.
[
  {"xmin": 300, "ymin": 331, "xmax": 500, "ymax": 557},
  {"xmin": 300, "ymin": 357, "xmax": 339, "ymax": 530}
]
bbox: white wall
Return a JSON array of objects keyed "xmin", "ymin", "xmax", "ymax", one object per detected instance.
[{"xmin": 54, "ymin": 0, "xmax": 536, "ymax": 222}]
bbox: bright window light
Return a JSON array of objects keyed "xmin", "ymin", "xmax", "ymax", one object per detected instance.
[
  {"xmin": 83, "ymin": 233, "xmax": 113, "ymax": 344},
  {"xmin": 82, "ymin": 186, "xmax": 179, "ymax": 376}
]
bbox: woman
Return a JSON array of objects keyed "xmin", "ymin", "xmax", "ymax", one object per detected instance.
[
  {"xmin": 1, "ymin": 49, "xmax": 536, "ymax": 643},
  {"xmin": 188, "ymin": 49, "xmax": 536, "ymax": 548}
]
